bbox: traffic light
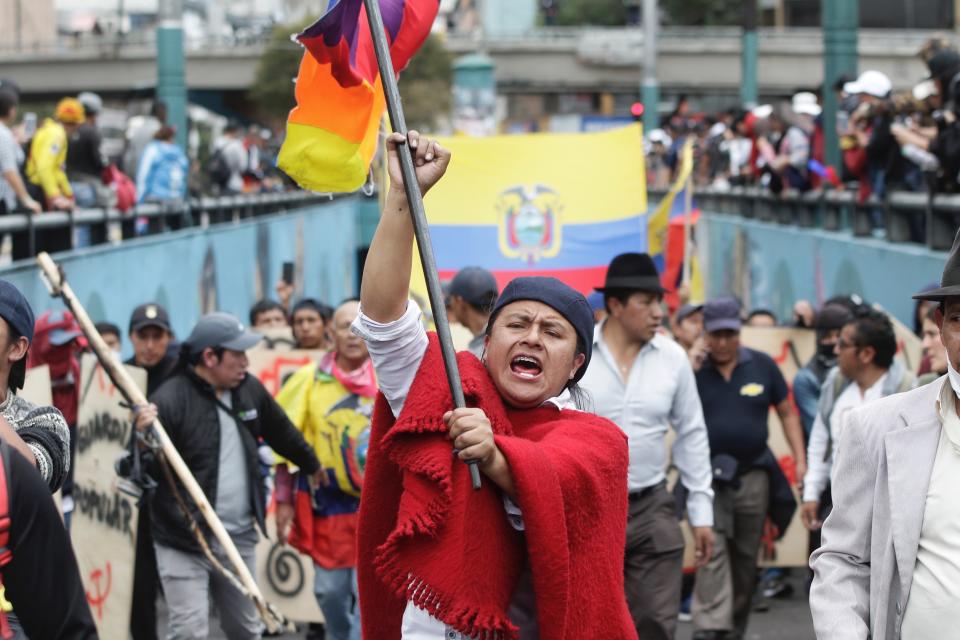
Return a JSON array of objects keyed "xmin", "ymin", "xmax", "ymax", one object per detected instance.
[{"xmin": 630, "ymin": 102, "xmax": 645, "ymax": 121}]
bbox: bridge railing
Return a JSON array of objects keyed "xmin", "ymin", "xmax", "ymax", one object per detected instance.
[
  {"xmin": 656, "ymin": 185, "xmax": 960, "ymax": 252},
  {"xmin": 2, "ymin": 191, "xmax": 340, "ymax": 261}
]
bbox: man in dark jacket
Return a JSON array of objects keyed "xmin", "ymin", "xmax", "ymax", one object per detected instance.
[
  {"xmin": 124, "ymin": 302, "xmax": 177, "ymax": 640},
  {"xmin": 136, "ymin": 312, "xmax": 320, "ymax": 639},
  {"xmin": 66, "ymin": 92, "xmax": 107, "ymax": 211},
  {"xmin": 127, "ymin": 303, "xmax": 177, "ymax": 397}
]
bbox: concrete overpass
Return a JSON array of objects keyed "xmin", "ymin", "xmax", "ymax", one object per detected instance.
[{"xmin": 0, "ymin": 27, "xmax": 934, "ymax": 100}]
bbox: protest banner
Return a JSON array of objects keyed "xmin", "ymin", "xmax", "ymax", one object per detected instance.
[
  {"xmin": 21, "ymin": 365, "xmax": 52, "ymax": 406},
  {"xmin": 741, "ymin": 326, "xmax": 816, "ymax": 567},
  {"xmin": 255, "ymin": 507, "xmax": 324, "ymax": 623},
  {"xmin": 257, "ymin": 326, "xmax": 298, "ymax": 352},
  {"xmin": 247, "ymin": 347, "xmax": 326, "ymax": 622},
  {"xmin": 247, "ymin": 348, "xmax": 323, "ymax": 397},
  {"xmin": 676, "ymin": 327, "xmax": 816, "ymax": 569},
  {"xmin": 71, "ymin": 353, "xmax": 146, "ymax": 638}
]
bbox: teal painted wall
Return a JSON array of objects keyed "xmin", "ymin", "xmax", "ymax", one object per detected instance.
[
  {"xmin": 702, "ymin": 213, "xmax": 948, "ymax": 326},
  {"xmin": 0, "ymin": 198, "xmax": 361, "ymax": 351}
]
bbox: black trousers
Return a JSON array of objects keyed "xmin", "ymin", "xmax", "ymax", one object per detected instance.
[{"xmin": 130, "ymin": 504, "xmax": 161, "ymax": 640}]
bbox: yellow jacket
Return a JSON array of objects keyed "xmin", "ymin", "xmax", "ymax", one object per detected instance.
[{"xmin": 26, "ymin": 119, "xmax": 73, "ymax": 199}]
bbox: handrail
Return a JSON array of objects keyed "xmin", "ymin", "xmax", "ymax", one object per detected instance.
[
  {"xmin": 1, "ymin": 190, "xmax": 342, "ymax": 261},
  {"xmin": 654, "ymin": 185, "xmax": 959, "ymax": 252}
]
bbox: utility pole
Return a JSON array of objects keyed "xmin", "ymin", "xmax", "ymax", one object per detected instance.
[
  {"xmin": 741, "ymin": 0, "xmax": 758, "ymax": 108},
  {"xmin": 641, "ymin": 0, "xmax": 659, "ymax": 132},
  {"xmin": 15, "ymin": 0, "xmax": 22, "ymax": 52},
  {"xmin": 822, "ymin": 0, "xmax": 858, "ymax": 169},
  {"xmin": 157, "ymin": 0, "xmax": 187, "ymax": 150}
]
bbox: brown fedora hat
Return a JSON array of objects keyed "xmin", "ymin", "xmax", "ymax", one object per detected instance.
[
  {"xmin": 595, "ymin": 252, "xmax": 666, "ymax": 294},
  {"xmin": 914, "ymin": 227, "xmax": 960, "ymax": 301}
]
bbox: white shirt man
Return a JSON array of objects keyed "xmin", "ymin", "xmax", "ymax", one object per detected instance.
[{"xmin": 579, "ymin": 252, "xmax": 713, "ymax": 639}]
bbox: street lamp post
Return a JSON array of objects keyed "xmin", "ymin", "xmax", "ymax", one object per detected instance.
[
  {"xmin": 822, "ymin": 0, "xmax": 858, "ymax": 169},
  {"xmin": 641, "ymin": 0, "xmax": 659, "ymax": 133},
  {"xmin": 157, "ymin": 0, "xmax": 187, "ymax": 150},
  {"xmin": 741, "ymin": 0, "xmax": 758, "ymax": 108}
]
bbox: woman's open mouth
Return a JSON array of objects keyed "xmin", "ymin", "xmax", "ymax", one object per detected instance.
[{"xmin": 510, "ymin": 354, "xmax": 543, "ymax": 380}]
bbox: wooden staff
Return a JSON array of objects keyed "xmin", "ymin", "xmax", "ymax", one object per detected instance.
[
  {"xmin": 362, "ymin": 0, "xmax": 481, "ymax": 489},
  {"xmin": 35, "ymin": 252, "xmax": 291, "ymax": 634}
]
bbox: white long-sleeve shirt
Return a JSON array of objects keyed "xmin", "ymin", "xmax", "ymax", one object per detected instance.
[
  {"xmin": 802, "ymin": 373, "xmax": 887, "ymax": 503},
  {"xmin": 579, "ymin": 324, "xmax": 714, "ymax": 527},
  {"xmin": 352, "ymin": 301, "xmax": 546, "ymax": 640}
]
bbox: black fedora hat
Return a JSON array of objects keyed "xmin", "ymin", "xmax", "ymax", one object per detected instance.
[
  {"xmin": 595, "ymin": 252, "xmax": 666, "ymax": 294},
  {"xmin": 914, "ymin": 227, "xmax": 960, "ymax": 301}
]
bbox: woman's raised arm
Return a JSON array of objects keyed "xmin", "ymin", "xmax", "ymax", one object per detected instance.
[{"xmin": 359, "ymin": 131, "xmax": 451, "ymax": 323}]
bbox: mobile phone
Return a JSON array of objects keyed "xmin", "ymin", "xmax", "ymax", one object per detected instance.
[
  {"xmin": 22, "ymin": 112, "xmax": 36, "ymax": 138},
  {"xmin": 282, "ymin": 261, "xmax": 294, "ymax": 286}
]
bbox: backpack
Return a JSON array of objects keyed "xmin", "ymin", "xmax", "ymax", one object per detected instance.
[{"xmin": 204, "ymin": 147, "xmax": 231, "ymax": 189}]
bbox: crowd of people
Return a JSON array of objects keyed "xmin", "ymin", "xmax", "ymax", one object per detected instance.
[
  {"xmin": 0, "ymin": 78, "xmax": 292, "ymax": 224},
  {"xmin": 647, "ymin": 36, "xmax": 960, "ymax": 239},
  {"xmin": 0, "ymin": 128, "xmax": 952, "ymax": 640}
]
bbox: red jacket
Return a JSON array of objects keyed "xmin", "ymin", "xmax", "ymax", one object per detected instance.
[{"xmin": 357, "ymin": 334, "xmax": 637, "ymax": 639}]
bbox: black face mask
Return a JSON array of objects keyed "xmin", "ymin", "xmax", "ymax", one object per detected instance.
[{"xmin": 816, "ymin": 341, "xmax": 837, "ymax": 367}]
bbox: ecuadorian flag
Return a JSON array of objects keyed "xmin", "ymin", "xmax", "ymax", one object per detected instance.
[
  {"xmin": 278, "ymin": 0, "xmax": 439, "ymax": 193},
  {"xmin": 647, "ymin": 138, "xmax": 704, "ymax": 308},
  {"xmin": 410, "ymin": 125, "xmax": 647, "ymax": 305}
]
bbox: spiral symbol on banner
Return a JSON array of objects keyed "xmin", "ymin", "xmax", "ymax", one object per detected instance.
[{"xmin": 267, "ymin": 542, "xmax": 305, "ymax": 597}]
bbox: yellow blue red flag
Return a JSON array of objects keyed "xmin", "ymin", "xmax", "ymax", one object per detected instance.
[
  {"xmin": 410, "ymin": 125, "xmax": 647, "ymax": 301},
  {"xmin": 647, "ymin": 138, "xmax": 704, "ymax": 306}
]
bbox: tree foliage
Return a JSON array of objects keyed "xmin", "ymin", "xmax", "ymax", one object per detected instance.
[
  {"xmin": 249, "ymin": 19, "xmax": 312, "ymax": 120},
  {"xmin": 661, "ymin": 0, "xmax": 743, "ymax": 26},
  {"xmin": 555, "ymin": 0, "xmax": 628, "ymax": 26},
  {"xmin": 250, "ymin": 23, "xmax": 452, "ymax": 131},
  {"xmin": 398, "ymin": 34, "xmax": 453, "ymax": 131}
]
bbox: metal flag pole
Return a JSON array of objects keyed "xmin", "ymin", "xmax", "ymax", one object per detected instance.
[{"xmin": 361, "ymin": 0, "xmax": 482, "ymax": 490}]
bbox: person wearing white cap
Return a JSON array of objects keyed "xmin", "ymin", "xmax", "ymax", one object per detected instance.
[
  {"xmin": 844, "ymin": 70, "xmax": 892, "ymax": 100},
  {"xmin": 843, "ymin": 70, "xmax": 908, "ymax": 232}
]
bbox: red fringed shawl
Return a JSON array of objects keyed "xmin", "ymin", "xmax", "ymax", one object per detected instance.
[{"xmin": 357, "ymin": 334, "xmax": 638, "ymax": 639}]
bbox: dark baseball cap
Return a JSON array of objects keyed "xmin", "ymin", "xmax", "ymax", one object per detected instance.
[
  {"xmin": 450, "ymin": 266, "xmax": 499, "ymax": 309},
  {"xmin": 676, "ymin": 303, "xmax": 704, "ymax": 324},
  {"xmin": 703, "ymin": 297, "xmax": 743, "ymax": 334},
  {"xmin": 185, "ymin": 312, "xmax": 262, "ymax": 353},
  {"xmin": 0, "ymin": 280, "xmax": 34, "ymax": 343},
  {"xmin": 129, "ymin": 303, "xmax": 172, "ymax": 334}
]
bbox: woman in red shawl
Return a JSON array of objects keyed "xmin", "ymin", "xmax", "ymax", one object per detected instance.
[{"xmin": 352, "ymin": 131, "xmax": 637, "ymax": 640}]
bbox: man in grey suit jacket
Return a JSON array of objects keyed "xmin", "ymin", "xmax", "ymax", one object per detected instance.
[{"xmin": 810, "ymin": 227, "xmax": 960, "ymax": 639}]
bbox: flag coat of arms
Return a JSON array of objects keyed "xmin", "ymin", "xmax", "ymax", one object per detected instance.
[{"xmin": 278, "ymin": 0, "xmax": 439, "ymax": 193}]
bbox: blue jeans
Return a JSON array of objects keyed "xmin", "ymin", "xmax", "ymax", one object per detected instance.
[
  {"xmin": 69, "ymin": 181, "xmax": 96, "ymax": 247},
  {"xmin": 313, "ymin": 565, "xmax": 360, "ymax": 640}
]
